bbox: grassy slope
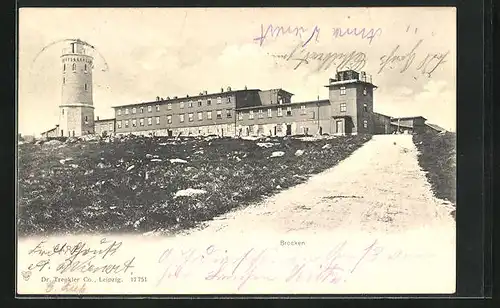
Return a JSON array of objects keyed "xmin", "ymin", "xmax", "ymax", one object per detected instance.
[
  {"xmin": 413, "ymin": 131, "xmax": 456, "ymax": 214},
  {"xmin": 18, "ymin": 135, "xmax": 372, "ymax": 236}
]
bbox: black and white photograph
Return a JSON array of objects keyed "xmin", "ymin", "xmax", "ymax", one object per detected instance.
[{"xmin": 17, "ymin": 7, "xmax": 456, "ymax": 295}]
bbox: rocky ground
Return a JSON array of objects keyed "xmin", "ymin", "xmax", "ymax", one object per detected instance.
[{"xmin": 17, "ymin": 134, "xmax": 371, "ymax": 236}]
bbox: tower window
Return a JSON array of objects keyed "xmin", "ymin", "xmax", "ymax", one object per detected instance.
[
  {"xmin": 340, "ymin": 103, "xmax": 347, "ymax": 112},
  {"xmin": 84, "ymin": 64, "xmax": 87, "ymax": 72},
  {"xmin": 286, "ymin": 106, "xmax": 292, "ymax": 116},
  {"xmin": 72, "ymin": 63, "xmax": 76, "ymax": 71},
  {"xmin": 363, "ymin": 103, "xmax": 368, "ymax": 112},
  {"xmin": 84, "ymin": 83, "xmax": 87, "ymax": 91},
  {"xmin": 340, "ymin": 86, "xmax": 346, "ymax": 95},
  {"xmin": 62, "ymin": 109, "xmax": 64, "ymax": 115},
  {"xmin": 85, "ymin": 116, "xmax": 88, "ymax": 121},
  {"xmin": 363, "ymin": 120, "xmax": 368, "ymax": 128},
  {"xmin": 63, "ymin": 64, "xmax": 66, "ymax": 71},
  {"xmin": 63, "ymin": 77, "xmax": 65, "ymax": 84},
  {"xmin": 363, "ymin": 87, "xmax": 367, "ymax": 95}
]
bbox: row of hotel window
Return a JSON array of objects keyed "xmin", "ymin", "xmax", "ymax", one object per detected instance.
[
  {"xmin": 117, "ymin": 97, "xmax": 231, "ymax": 116},
  {"xmin": 115, "ymin": 106, "xmax": 309, "ymax": 129}
]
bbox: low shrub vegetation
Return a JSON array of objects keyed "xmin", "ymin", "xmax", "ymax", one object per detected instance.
[
  {"xmin": 413, "ymin": 131, "xmax": 456, "ymax": 214},
  {"xmin": 17, "ymin": 134, "xmax": 372, "ymax": 236}
]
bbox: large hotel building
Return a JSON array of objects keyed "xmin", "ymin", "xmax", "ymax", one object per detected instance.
[
  {"xmin": 109, "ymin": 69, "xmax": 385, "ymax": 137},
  {"xmin": 42, "ymin": 41, "xmax": 442, "ymax": 138}
]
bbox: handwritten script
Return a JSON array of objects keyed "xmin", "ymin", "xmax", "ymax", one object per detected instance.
[
  {"xmin": 254, "ymin": 24, "xmax": 382, "ymax": 47},
  {"xmin": 269, "ymin": 39, "xmax": 449, "ymax": 77},
  {"xmin": 155, "ymin": 239, "xmax": 433, "ymax": 291},
  {"xmin": 26, "ymin": 238, "xmax": 136, "ymax": 275},
  {"xmin": 254, "ymin": 24, "xmax": 320, "ymax": 47}
]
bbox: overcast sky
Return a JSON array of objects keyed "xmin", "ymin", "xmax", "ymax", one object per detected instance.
[{"xmin": 18, "ymin": 7, "xmax": 456, "ymax": 135}]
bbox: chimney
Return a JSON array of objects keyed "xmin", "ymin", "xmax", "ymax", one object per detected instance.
[
  {"xmin": 97, "ymin": 116, "xmax": 100, "ymax": 121},
  {"xmin": 167, "ymin": 96, "xmax": 170, "ymax": 100},
  {"xmin": 244, "ymin": 85, "xmax": 248, "ymax": 90},
  {"xmin": 199, "ymin": 92, "xmax": 203, "ymax": 96},
  {"xmin": 156, "ymin": 96, "xmax": 160, "ymax": 101},
  {"xmin": 221, "ymin": 87, "xmax": 224, "ymax": 93},
  {"xmin": 204, "ymin": 90, "xmax": 208, "ymax": 95},
  {"xmin": 186, "ymin": 94, "xmax": 189, "ymax": 97},
  {"xmin": 227, "ymin": 86, "xmax": 231, "ymax": 92},
  {"xmin": 173, "ymin": 96, "xmax": 178, "ymax": 99}
]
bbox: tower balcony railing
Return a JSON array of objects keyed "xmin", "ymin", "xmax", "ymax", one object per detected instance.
[
  {"xmin": 358, "ymin": 74, "xmax": 373, "ymax": 84},
  {"xmin": 328, "ymin": 72, "xmax": 373, "ymax": 84}
]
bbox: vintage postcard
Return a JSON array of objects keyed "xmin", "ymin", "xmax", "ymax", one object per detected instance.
[{"xmin": 17, "ymin": 7, "xmax": 456, "ymax": 295}]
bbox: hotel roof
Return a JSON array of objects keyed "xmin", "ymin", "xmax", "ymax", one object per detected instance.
[
  {"xmin": 390, "ymin": 116, "xmax": 427, "ymax": 121},
  {"xmin": 111, "ymin": 89, "xmax": 262, "ymax": 108}
]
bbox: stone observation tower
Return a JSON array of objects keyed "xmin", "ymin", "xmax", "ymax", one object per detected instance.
[{"xmin": 58, "ymin": 40, "xmax": 95, "ymax": 137}]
